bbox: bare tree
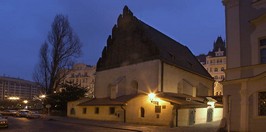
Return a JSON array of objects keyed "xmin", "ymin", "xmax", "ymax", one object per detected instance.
[{"xmin": 33, "ymin": 14, "xmax": 82, "ymax": 94}]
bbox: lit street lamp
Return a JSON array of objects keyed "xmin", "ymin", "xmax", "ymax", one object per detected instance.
[
  {"xmin": 23, "ymin": 100, "xmax": 28, "ymax": 109},
  {"xmin": 23, "ymin": 100, "xmax": 28, "ymax": 104},
  {"xmin": 39, "ymin": 94, "xmax": 46, "ymax": 99}
]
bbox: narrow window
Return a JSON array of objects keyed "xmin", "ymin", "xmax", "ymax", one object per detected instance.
[
  {"xmin": 258, "ymin": 92, "xmax": 266, "ymax": 116},
  {"xmin": 83, "ymin": 108, "xmax": 87, "ymax": 114},
  {"xmin": 221, "ymin": 75, "xmax": 225, "ymax": 80},
  {"xmin": 95, "ymin": 107, "xmax": 99, "ymax": 114},
  {"xmin": 140, "ymin": 107, "xmax": 145, "ymax": 118},
  {"xmin": 109, "ymin": 107, "xmax": 115, "ymax": 115},
  {"xmin": 260, "ymin": 38, "xmax": 266, "ymax": 64}
]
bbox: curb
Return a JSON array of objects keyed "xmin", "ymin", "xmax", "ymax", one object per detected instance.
[{"xmin": 49, "ymin": 117, "xmax": 142, "ymax": 132}]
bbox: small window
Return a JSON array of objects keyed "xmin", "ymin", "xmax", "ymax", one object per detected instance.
[
  {"xmin": 162, "ymin": 105, "xmax": 166, "ymax": 109},
  {"xmin": 95, "ymin": 107, "xmax": 99, "ymax": 114},
  {"xmin": 140, "ymin": 107, "xmax": 145, "ymax": 118},
  {"xmin": 109, "ymin": 107, "xmax": 115, "ymax": 115},
  {"xmin": 156, "ymin": 114, "xmax": 160, "ymax": 118},
  {"xmin": 83, "ymin": 108, "xmax": 87, "ymax": 114},
  {"xmin": 221, "ymin": 67, "xmax": 225, "ymax": 71},
  {"xmin": 214, "ymin": 68, "xmax": 218, "ymax": 72},
  {"xmin": 258, "ymin": 92, "xmax": 266, "ymax": 116}
]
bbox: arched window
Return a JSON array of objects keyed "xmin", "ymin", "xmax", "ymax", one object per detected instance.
[
  {"xmin": 140, "ymin": 107, "xmax": 145, "ymax": 118},
  {"xmin": 70, "ymin": 108, "xmax": 75, "ymax": 115}
]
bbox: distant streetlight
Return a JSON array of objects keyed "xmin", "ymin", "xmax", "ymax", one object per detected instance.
[
  {"xmin": 23, "ymin": 100, "xmax": 28, "ymax": 104},
  {"xmin": 8, "ymin": 96, "xmax": 20, "ymax": 100},
  {"xmin": 39, "ymin": 94, "xmax": 46, "ymax": 99}
]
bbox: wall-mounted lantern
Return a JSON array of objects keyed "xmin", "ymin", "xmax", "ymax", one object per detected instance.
[{"xmin": 148, "ymin": 93, "xmax": 159, "ymax": 105}]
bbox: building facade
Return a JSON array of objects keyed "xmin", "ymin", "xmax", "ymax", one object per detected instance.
[
  {"xmin": 61, "ymin": 63, "xmax": 96, "ymax": 97},
  {"xmin": 223, "ymin": 0, "xmax": 266, "ymax": 131},
  {"xmin": 68, "ymin": 6, "xmax": 223, "ymax": 127},
  {"xmin": 0, "ymin": 76, "xmax": 40, "ymax": 100},
  {"xmin": 197, "ymin": 37, "xmax": 226, "ymax": 96}
]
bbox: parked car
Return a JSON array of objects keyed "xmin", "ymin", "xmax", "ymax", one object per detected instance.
[
  {"xmin": 7, "ymin": 110, "xmax": 17, "ymax": 116},
  {"xmin": 16, "ymin": 110, "xmax": 30, "ymax": 117},
  {"xmin": 26, "ymin": 111, "xmax": 42, "ymax": 119},
  {"xmin": 0, "ymin": 114, "xmax": 8, "ymax": 128}
]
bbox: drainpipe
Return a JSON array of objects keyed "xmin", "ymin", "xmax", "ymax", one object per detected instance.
[
  {"xmin": 176, "ymin": 108, "xmax": 178, "ymax": 127},
  {"xmin": 121, "ymin": 105, "xmax": 126, "ymax": 123}
]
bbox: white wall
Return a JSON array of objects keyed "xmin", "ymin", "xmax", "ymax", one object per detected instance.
[
  {"xmin": 94, "ymin": 60, "xmax": 160, "ymax": 98},
  {"xmin": 163, "ymin": 63, "xmax": 213, "ymax": 96}
]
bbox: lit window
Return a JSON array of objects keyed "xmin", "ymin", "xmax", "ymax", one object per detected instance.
[
  {"xmin": 258, "ymin": 92, "xmax": 266, "ymax": 116},
  {"xmin": 221, "ymin": 75, "xmax": 225, "ymax": 80},
  {"xmin": 260, "ymin": 39, "xmax": 266, "ymax": 64}
]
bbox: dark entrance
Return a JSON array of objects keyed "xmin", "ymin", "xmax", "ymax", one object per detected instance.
[
  {"xmin": 207, "ymin": 108, "xmax": 213, "ymax": 122},
  {"xmin": 189, "ymin": 109, "xmax": 195, "ymax": 125}
]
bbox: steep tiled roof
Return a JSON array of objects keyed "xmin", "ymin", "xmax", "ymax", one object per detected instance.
[
  {"xmin": 97, "ymin": 6, "xmax": 212, "ymax": 79},
  {"xmin": 139, "ymin": 20, "xmax": 212, "ymax": 79}
]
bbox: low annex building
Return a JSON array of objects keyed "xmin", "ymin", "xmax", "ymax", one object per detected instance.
[{"xmin": 68, "ymin": 6, "xmax": 223, "ymax": 127}]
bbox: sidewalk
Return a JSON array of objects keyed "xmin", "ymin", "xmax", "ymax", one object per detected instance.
[{"xmin": 45, "ymin": 115, "xmax": 220, "ymax": 132}]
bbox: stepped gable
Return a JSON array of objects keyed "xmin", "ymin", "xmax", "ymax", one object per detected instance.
[{"xmin": 97, "ymin": 6, "xmax": 212, "ymax": 79}]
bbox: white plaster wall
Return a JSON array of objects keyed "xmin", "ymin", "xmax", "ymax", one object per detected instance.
[
  {"xmin": 178, "ymin": 109, "xmax": 189, "ymax": 126},
  {"xmin": 163, "ymin": 63, "xmax": 213, "ymax": 96},
  {"xmin": 126, "ymin": 94, "xmax": 174, "ymax": 126},
  {"xmin": 251, "ymin": 16, "xmax": 266, "ymax": 65},
  {"xmin": 72, "ymin": 106, "xmax": 123, "ymax": 121},
  {"xmin": 213, "ymin": 108, "xmax": 223, "ymax": 121},
  {"xmin": 94, "ymin": 60, "xmax": 160, "ymax": 98},
  {"xmin": 195, "ymin": 108, "xmax": 207, "ymax": 124},
  {"xmin": 67, "ymin": 99, "xmax": 90, "ymax": 117}
]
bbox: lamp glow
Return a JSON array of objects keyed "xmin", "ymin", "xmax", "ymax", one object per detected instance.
[
  {"xmin": 23, "ymin": 100, "xmax": 28, "ymax": 104},
  {"xmin": 148, "ymin": 93, "xmax": 156, "ymax": 101},
  {"xmin": 39, "ymin": 94, "xmax": 46, "ymax": 99}
]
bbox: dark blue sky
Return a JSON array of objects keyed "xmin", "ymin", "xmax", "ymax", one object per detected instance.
[{"xmin": 0, "ymin": 0, "xmax": 225, "ymax": 81}]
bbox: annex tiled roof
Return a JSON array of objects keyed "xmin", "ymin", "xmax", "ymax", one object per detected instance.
[{"xmin": 78, "ymin": 94, "xmax": 138, "ymax": 106}]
